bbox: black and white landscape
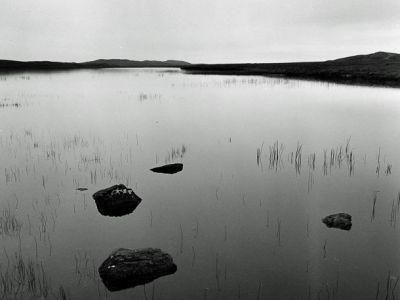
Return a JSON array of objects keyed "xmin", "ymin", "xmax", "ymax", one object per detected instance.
[{"xmin": 0, "ymin": 0, "xmax": 399, "ymax": 299}]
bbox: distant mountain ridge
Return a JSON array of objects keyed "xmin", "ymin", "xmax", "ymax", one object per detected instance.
[{"xmin": 0, "ymin": 59, "xmax": 190, "ymax": 70}]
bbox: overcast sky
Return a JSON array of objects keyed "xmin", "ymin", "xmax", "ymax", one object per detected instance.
[{"xmin": 1, "ymin": 0, "xmax": 399, "ymax": 63}]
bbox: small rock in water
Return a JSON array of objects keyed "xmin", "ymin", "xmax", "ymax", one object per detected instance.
[
  {"xmin": 92, "ymin": 184, "xmax": 142, "ymax": 217},
  {"xmin": 150, "ymin": 163, "xmax": 183, "ymax": 174},
  {"xmin": 76, "ymin": 187, "xmax": 88, "ymax": 191},
  {"xmin": 99, "ymin": 248, "xmax": 177, "ymax": 291},
  {"xmin": 322, "ymin": 213, "xmax": 352, "ymax": 230}
]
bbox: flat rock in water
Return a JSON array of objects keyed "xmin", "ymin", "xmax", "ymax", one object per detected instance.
[
  {"xmin": 99, "ymin": 248, "xmax": 177, "ymax": 291},
  {"xmin": 322, "ymin": 213, "xmax": 352, "ymax": 230},
  {"xmin": 92, "ymin": 184, "xmax": 142, "ymax": 217},
  {"xmin": 150, "ymin": 163, "xmax": 183, "ymax": 174}
]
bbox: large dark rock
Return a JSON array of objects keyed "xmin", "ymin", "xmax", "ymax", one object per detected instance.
[
  {"xmin": 322, "ymin": 213, "xmax": 352, "ymax": 230},
  {"xmin": 99, "ymin": 248, "xmax": 177, "ymax": 291},
  {"xmin": 150, "ymin": 163, "xmax": 183, "ymax": 174},
  {"xmin": 92, "ymin": 184, "xmax": 142, "ymax": 217}
]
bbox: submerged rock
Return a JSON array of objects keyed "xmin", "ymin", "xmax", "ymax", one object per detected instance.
[
  {"xmin": 322, "ymin": 213, "xmax": 352, "ymax": 230},
  {"xmin": 150, "ymin": 163, "xmax": 183, "ymax": 174},
  {"xmin": 99, "ymin": 248, "xmax": 177, "ymax": 291},
  {"xmin": 92, "ymin": 184, "xmax": 141, "ymax": 217}
]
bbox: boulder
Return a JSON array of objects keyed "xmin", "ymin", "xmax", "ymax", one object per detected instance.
[
  {"xmin": 99, "ymin": 248, "xmax": 177, "ymax": 291},
  {"xmin": 150, "ymin": 163, "xmax": 183, "ymax": 174},
  {"xmin": 92, "ymin": 184, "xmax": 141, "ymax": 217},
  {"xmin": 322, "ymin": 213, "xmax": 352, "ymax": 230}
]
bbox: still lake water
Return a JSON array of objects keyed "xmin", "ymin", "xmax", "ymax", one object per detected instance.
[{"xmin": 0, "ymin": 68, "xmax": 400, "ymax": 299}]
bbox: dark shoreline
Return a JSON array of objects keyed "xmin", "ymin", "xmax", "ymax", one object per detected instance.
[
  {"xmin": 181, "ymin": 60, "xmax": 400, "ymax": 88},
  {"xmin": 0, "ymin": 59, "xmax": 190, "ymax": 72}
]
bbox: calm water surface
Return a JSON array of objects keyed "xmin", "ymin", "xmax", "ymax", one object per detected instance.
[{"xmin": 0, "ymin": 69, "xmax": 400, "ymax": 299}]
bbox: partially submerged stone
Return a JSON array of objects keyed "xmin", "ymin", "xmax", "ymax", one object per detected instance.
[
  {"xmin": 99, "ymin": 248, "xmax": 177, "ymax": 291},
  {"xmin": 322, "ymin": 213, "xmax": 352, "ymax": 230},
  {"xmin": 150, "ymin": 163, "xmax": 183, "ymax": 174},
  {"xmin": 92, "ymin": 184, "xmax": 142, "ymax": 217}
]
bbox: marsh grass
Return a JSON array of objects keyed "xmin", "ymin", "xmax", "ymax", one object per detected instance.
[
  {"xmin": 257, "ymin": 138, "xmax": 367, "ymax": 180},
  {"xmin": 371, "ymin": 191, "xmax": 379, "ymax": 222},
  {"xmin": 323, "ymin": 150, "xmax": 328, "ymax": 176},
  {"xmin": 307, "ymin": 153, "xmax": 316, "ymax": 171},
  {"xmin": 0, "ymin": 253, "xmax": 52, "ymax": 299},
  {"xmin": 390, "ymin": 196, "xmax": 400, "ymax": 228},
  {"xmin": 383, "ymin": 271, "xmax": 399, "ymax": 300},
  {"xmin": 276, "ymin": 218, "xmax": 282, "ymax": 247},
  {"xmin": 269, "ymin": 141, "xmax": 284, "ymax": 171},
  {"xmin": 322, "ymin": 240, "xmax": 327, "ymax": 259},
  {"xmin": 164, "ymin": 145, "xmax": 187, "ymax": 164},
  {"xmin": 215, "ymin": 253, "xmax": 220, "ymax": 291},
  {"xmin": 179, "ymin": 224, "xmax": 184, "ymax": 254},
  {"xmin": 4, "ymin": 167, "xmax": 21, "ymax": 184},
  {"xmin": 0, "ymin": 207, "xmax": 23, "ymax": 237},
  {"xmin": 294, "ymin": 143, "xmax": 302, "ymax": 175},
  {"xmin": 385, "ymin": 164, "xmax": 392, "ymax": 175},
  {"xmin": 256, "ymin": 143, "xmax": 263, "ymax": 167},
  {"xmin": 73, "ymin": 250, "xmax": 97, "ymax": 282},
  {"xmin": 59, "ymin": 285, "xmax": 71, "ymax": 300}
]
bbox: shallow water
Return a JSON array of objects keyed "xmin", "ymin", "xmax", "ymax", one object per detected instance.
[{"xmin": 0, "ymin": 69, "xmax": 400, "ymax": 299}]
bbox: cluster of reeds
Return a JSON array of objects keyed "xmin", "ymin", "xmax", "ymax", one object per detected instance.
[
  {"xmin": 164, "ymin": 144, "xmax": 187, "ymax": 164},
  {"xmin": 0, "ymin": 253, "xmax": 51, "ymax": 299},
  {"xmin": 385, "ymin": 164, "xmax": 392, "ymax": 175},
  {"xmin": 307, "ymin": 153, "xmax": 316, "ymax": 171},
  {"xmin": 73, "ymin": 250, "xmax": 97, "ymax": 282},
  {"xmin": 377, "ymin": 271, "xmax": 400, "ymax": 300},
  {"xmin": 347, "ymin": 151, "xmax": 355, "ymax": 176},
  {"xmin": 256, "ymin": 143, "xmax": 264, "ymax": 166},
  {"xmin": 80, "ymin": 153, "xmax": 101, "ymax": 165},
  {"xmin": 269, "ymin": 141, "xmax": 284, "ymax": 171},
  {"xmin": 294, "ymin": 143, "xmax": 302, "ymax": 175},
  {"xmin": 276, "ymin": 218, "xmax": 282, "ymax": 247},
  {"xmin": 322, "ymin": 240, "xmax": 327, "ymax": 259},
  {"xmin": 323, "ymin": 150, "xmax": 328, "ymax": 176},
  {"xmin": 376, "ymin": 147, "xmax": 381, "ymax": 176},
  {"xmin": 4, "ymin": 167, "xmax": 21, "ymax": 184},
  {"xmin": 138, "ymin": 92, "xmax": 162, "ymax": 101},
  {"xmin": 256, "ymin": 137, "xmax": 370, "ymax": 179},
  {"xmin": 0, "ymin": 102, "xmax": 22, "ymax": 108},
  {"xmin": 371, "ymin": 191, "xmax": 379, "ymax": 222},
  {"xmin": 389, "ymin": 193, "xmax": 400, "ymax": 228},
  {"xmin": 0, "ymin": 207, "xmax": 23, "ymax": 236},
  {"xmin": 58, "ymin": 285, "xmax": 71, "ymax": 300},
  {"xmin": 62, "ymin": 135, "xmax": 89, "ymax": 150}
]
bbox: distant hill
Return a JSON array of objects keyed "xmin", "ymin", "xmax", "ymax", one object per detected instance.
[
  {"xmin": 328, "ymin": 51, "xmax": 400, "ymax": 64},
  {"xmin": 182, "ymin": 51, "xmax": 400, "ymax": 88},
  {"xmin": 0, "ymin": 59, "xmax": 190, "ymax": 70}
]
